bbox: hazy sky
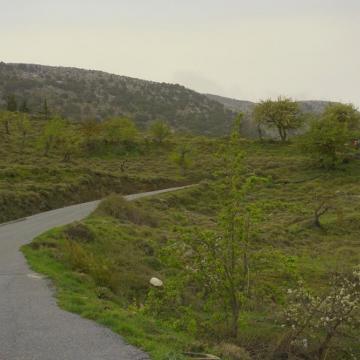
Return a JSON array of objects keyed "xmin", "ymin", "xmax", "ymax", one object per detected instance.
[{"xmin": 1, "ymin": 0, "xmax": 359, "ymax": 105}]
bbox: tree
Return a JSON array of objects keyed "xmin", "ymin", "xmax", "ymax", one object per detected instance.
[
  {"xmin": 5, "ymin": 94, "xmax": 17, "ymax": 112},
  {"xmin": 323, "ymin": 103, "xmax": 360, "ymax": 130},
  {"xmin": 39, "ymin": 117, "xmax": 81, "ymax": 160},
  {"xmin": 149, "ymin": 120, "xmax": 171, "ymax": 144},
  {"xmin": 171, "ymin": 131, "xmax": 266, "ymax": 338},
  {"xmin": 253, "ymin": 97, "xmax": 302, "ymax": 141},
  {"xmin": 284, "ymin": 267, "xmax": 360, "ymax": 360},
  {"xmin": 60, "ymin": 126, "xmax": 82, "ymax": 162},
  {"xmin": 301, "ymin": 103, "xmax": 360, "ymax": 168},
  {"xmin": 38, "ymin": 117, "xmax": 67, "ymax": 156},
  {"xmin": 147, "ymin": 129, "xmax": 295, "ymax": 340},
  {"xmin": 171, "ymin": 144, "xmax": 192, "ymax": 175},
  {"xmin": 102, "ymin": 117, "xmax": 138, "ymax": 146}
]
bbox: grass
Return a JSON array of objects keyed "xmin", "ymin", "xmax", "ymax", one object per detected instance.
[{"xmin": 22, "ymin": 139, "xmax": 360, "ymax": 359}]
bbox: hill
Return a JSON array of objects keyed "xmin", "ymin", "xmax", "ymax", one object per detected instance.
[
  {"xmin": 0, "ymin": 62, "xmax": 336, "ymax": 138},
  {"xmin": 0, "ymin": 62, "xmax": 235, "ymax": 136}
]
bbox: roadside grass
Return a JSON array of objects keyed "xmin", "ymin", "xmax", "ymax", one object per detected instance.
[{"xmin": 23, "ymin": 226, "xmax": 193, "ymax": 360}]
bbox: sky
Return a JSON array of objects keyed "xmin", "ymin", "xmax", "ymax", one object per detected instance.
[{"xmin": 1, "ymin": 0, "xmax": 360, "ymax": 105}]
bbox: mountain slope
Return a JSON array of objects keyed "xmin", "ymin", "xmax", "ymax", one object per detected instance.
[
  {"xmin": 0, "ymin": 62, "xmax": 235, "ymax": 135},
  {"xmin": 205, "ymin": 94, "xmax": 255, "ymax": 113}
]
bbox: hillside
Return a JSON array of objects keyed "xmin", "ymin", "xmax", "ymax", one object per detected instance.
[
  {"xmin": 24, "ymin": 140, "xmax": 360, "ymax": 360},
  {"xmin": 0, "ymin": 62, "xmax": 235, "ymax": 136}
]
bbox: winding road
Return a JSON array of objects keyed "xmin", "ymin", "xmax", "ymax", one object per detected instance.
[{"xmin": 0, "ymin": 186, "xmax": 190, "ymax": 360}]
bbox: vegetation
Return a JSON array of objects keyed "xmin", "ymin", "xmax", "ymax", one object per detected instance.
[
  {"xmin": 0, "ymin": 87, "xmax": 359, "ymax": 359},
  {"xmin": 23, "ymin": 133, "xmax": 360, "ymax": 359},
  {"xmin": 301, "ymin": 103, "xmax": 360, "ymax": 168},
  {"xmin": 171, "ymin": 144, "xmax": 192, "ymax": 175},
  {"xmin": 149, "ymin": 120, "xmax": 171, "ymax": 144},
  {"xmin": 253, "ymin": 97, "xmax": 303, "ymax": 141},
  {"xmin": 0, "ymin": 62, "xmax": 235, "ymax": 135},
  {"xmin": 284, "ymin": 268, "xmax": 360, "ymax": 360}
]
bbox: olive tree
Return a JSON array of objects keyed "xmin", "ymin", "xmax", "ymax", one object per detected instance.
[{"xmin": 253, "ymin": 97, "xmax": 302, "ymax": 141}]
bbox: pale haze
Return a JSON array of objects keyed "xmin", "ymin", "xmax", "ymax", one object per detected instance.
[{"xmin": 1, "ymin": 0, "xmax": 359, "ymax": 105}]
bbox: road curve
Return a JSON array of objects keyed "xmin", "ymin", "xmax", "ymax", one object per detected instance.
[{"xmin": 0, "ymin": 186, "xmax": 191, "ymax": 360}]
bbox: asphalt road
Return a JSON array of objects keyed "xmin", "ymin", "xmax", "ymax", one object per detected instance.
[{"xmin": 0, "ymin": 186, "xmax": 190, "ymax": 360}]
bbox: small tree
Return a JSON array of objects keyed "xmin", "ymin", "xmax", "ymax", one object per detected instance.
[
  {"xmin": 38, "ymin": 117, "xmax": 67, "ymax": 156},
  {"xmin": 171, "ymin": 144, "xmax": 192, "ymax": 175},
  {"xmin": 60, "ymin": 127, "xmax": 82, "ymax": 162},
  {"xmin": 149, "ymin": 120, "xmax": 171, "ymax": 144},
  {"xmin": 39, "ymin": 117, "xmax": 81, "ymax": 160},
  {"xmin": 301, "ymin": 103, "xmax": 360, "ymax": 168},
  {"xmin": 284, "ymin": 267, "xmax": 360, "ymax": 359},
  {"xmin": 16, "ymin": 113, "xmax": 31, "ymax": 151},
  {"xmin": 173, "ymin": 131, "xmax": 265, "ymax": 338},
  {"xmin": 102, "ymin": 117, "xmax": 138, "ymax": 146},
  {"xmin": 253, "ymin": 97, "xmax": 302, "ymax": 141}
]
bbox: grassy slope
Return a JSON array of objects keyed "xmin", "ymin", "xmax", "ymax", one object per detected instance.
[
  {"xmin": 0, "ymin": 115, "xmax": 219, "ymax": 222},
  {"xmin": 23, "ymin": 141, "xmax": 360, "ymax": 359}
]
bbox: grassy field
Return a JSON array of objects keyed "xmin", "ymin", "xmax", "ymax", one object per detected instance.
[{"xmin": 23, "ymin": 140, "xmax": 360, "ymax": 360}]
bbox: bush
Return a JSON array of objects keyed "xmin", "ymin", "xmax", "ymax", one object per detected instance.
[
  {"xmin": 95, "ymin": 194, "xmax": 158, "ymax": 227},
  {"xmin": 63, "ymin": 222, "xmax": 95, "ymax": 243}
]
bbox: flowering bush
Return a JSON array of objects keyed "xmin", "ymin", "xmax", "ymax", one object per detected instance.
[{"xmin": 284, "ymin": 266, "xmax": 360, "ymax": 359}]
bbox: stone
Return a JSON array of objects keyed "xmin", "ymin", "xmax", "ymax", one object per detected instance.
[{"xmin": 150, "ymin": 277, "xmax": 163, "ymax": 287}]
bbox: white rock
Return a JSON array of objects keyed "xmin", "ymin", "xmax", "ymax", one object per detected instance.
[{"xmin": 150, "ymin": 277, "xmax": 163, "ymax": 287}]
